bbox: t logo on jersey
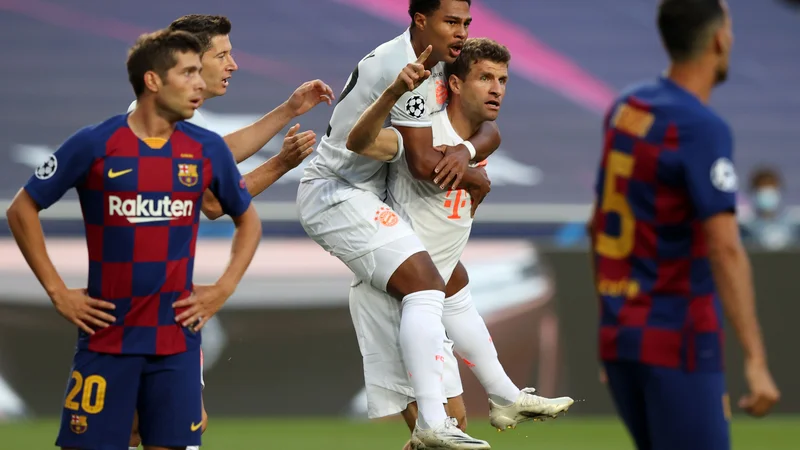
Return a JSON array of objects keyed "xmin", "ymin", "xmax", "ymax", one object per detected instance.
[
  {"xmin": 178, "ymin": 163, "xmax": 199, "ymax": 187},
  {"xmin": 444, "ymin": 189, "xmax": 468, "ymax": 220}
]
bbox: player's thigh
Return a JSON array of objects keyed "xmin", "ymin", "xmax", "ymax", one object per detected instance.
[
  {"xmin": 645, "ymin": 367, "xmax": 730, "ymax": 450},
  {"xmin": 56, "ymin": 350, "xmax": 144, "ymax": 450},
  {"xmin": 137, "ymin": 347, "xmax": 203, "ymax": 448},
  {"xmin": 445, "ymin": 261, "xmax": 469, "ymax": 297},
  {"xmin": 603, "ymin": 361, "xmax": 652, "ymax": 450},
  {"xmin": 350, "ymin": 233, "xmax": 442, "ymax": 297}
]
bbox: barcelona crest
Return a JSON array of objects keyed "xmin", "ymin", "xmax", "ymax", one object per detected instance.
[
  {"xmin": 70, "ymin": 414, "xmax": 88, "ymax": 434},
  {"xmin": 178, "ymin": 163, "xmax": 199, "ymax": 187}
]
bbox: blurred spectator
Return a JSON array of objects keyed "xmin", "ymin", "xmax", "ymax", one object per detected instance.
[{"xmin": 743, "ymin": 167, "xmax": 797, "ymax": 250}]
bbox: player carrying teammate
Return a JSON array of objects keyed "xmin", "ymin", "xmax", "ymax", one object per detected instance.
[
  {"xmin": 589, "ymin": 1, "xmax": 780, "ymax": 449},
  {"xmin": 348, "ymin": 38, "xmax": 575, "ymax": 449},
  {"xmin": 127, "ymin": 15, "xmax": 332, "ymax": 449},
  {"xmin": 297, "ymin": 0, "xmax": 500, "ymax": 447},
  {"xmin": 6, "ymin": 29, "xmax": 262, "ymax": 450}
]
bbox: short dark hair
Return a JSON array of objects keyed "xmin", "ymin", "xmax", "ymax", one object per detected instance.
[
  {"xmin": 657, "ymin": 0, "xmax": 725, "ymax": 62},
  {"xmin": 168, "ymin": 14, "xmax": 232, "ymax": 52},
  {"xmin": 750, "ymin": 167, "xmax": 782, "ymax": 191},
  {"xmin": 408, "ymin": 0, "xmax": 471, "ymax": 21},
  {"xmin": 126, "ymin": 29, "xmax": 203, "ymax": 97},
  {"xmin": 445, "ymin": 38, "xmax": 511, "ymax": 82}
]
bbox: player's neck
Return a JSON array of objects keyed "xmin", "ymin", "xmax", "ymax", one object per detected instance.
[
  {"xmin": 665, "ymin": 62, "xmax": 715, "ymax": 104},
  {"xmin": 127, "ymin": 100, "xmax": 176, "ymax": 140},
  {"xmin": 447, "ymin": 101, "xmax": 480, "ymax": 141}
]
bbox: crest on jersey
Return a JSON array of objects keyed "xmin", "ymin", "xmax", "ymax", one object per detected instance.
[
  {"xmin": 35, "ymin": 154, "xmax": 58, "ymax": 180},
  {"xmin": 178, "ymin": 163, "xmax": 199, "ymax": 187},
  {"xmin": 374, "ymin": 206, "xmax": 398, "ymax": 227},
  {"xmin": 70, "ymin": 414, "xmax": 88, "ymax": 434},
  {"xmin": 710, "ymin": 157, "xmax": 737, "ymax": 193},
  {"xmin": 405, "ymin": 95, "xmax": 426, "ymax": 119}
]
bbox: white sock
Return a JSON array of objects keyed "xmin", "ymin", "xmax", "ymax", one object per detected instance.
[
  {"xmin": 443, "ymin": 285, "xmax": 520, "ymax": 405},
  {"xmin": 129, "ymin": 447, "xmax": 139, "ymax": 450},
  {"xmin": 399, "ymin": 290, "xmax": 448, "ymax": 429}
]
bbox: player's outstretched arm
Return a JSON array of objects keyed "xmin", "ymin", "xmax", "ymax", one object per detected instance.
[
  {"xmin": 201, "ymin": 124, "xmax": 316, "ymax": 220},
  {"xmin": 223, "ymin": 80, "xmax": 333, "ymax": 163}
]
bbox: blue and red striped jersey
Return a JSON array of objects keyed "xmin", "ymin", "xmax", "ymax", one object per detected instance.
[
  {"xmin": 24, "ymin": 114, "xmax": 251, "ymax": 355},
  {"xmin": 591, "ymin": 77, "xmax": 737, "ymax": 372}
]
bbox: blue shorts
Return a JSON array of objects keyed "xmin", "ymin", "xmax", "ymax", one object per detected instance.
[
  {"xmin": 604, "ymin": 361, "xmax": 730, "ymax": 450},
  {"xmin": 56, "ymin": 347, "xmax": 202, "ymax": 450}
]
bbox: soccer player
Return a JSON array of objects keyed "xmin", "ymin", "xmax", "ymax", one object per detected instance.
[
  {"xmin": 126, "ymin": 15, "xmax": 333, "ymax": 448},
  {"xmin": 6, "ymin": 29, "xmax": 262, "ymax": 450},
  {"xmin": 588, "ymin": 1, "xmax": 780, "ymax": 449},
  {"xmin": 348, "ymin": 38, "xmax": 574, "ymax": 450},
  {"xmin": 297, "ymin": 0, "xmax": 500, "ymax": 447}
]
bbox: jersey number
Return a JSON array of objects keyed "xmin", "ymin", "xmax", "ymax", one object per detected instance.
[
  {"xmin": 326, "ymin": 52, "xmax": 375, "ymax": 137},
  {"xmin": 596, "ymin": 150, "xmax": 635, "ymax": 259},
  {"xmin": 64, "ymin": 371, "xmax": 107, "ymax": 414}
]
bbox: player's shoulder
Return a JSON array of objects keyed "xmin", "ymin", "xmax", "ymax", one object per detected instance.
[
  {"xmin": 368, "ymin": 29, "xmax": 416, "ymax": 76},
  {"xmin": 175, "ymin": 120, "xmax": 227, "ymax": 154},
  {"xmin": 76, "ymin": 114, "xmax": 130, "ymax": 144}
]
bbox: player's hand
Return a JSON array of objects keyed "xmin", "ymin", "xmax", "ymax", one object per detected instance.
[
  {"xmin": 50, "ymin": 288, "xmax": 116, "ymax": 335},
  {"xmin": 172, "ymin": 284, "xmax": 233, "ymax": 332},
  {"xmin": 276, "ymin": 123, "xmax": 316, "ymax": 172},
  {"xmin": 434, "ymin": 144, "xmax": 471, "ymax": 190},
  {"xmin": 739, "ymin": 358, "xmax": 780, "ymax": 417},
  {"xmin": 388, "ymin": 45, "xmax": 432, "ymax": 97},
  {"xmin": 285, "ymin": 80, "xmax": 335, "ymax": 117},
  {"xmin": 466, "ymin": 166, "xmax": 491, "ymax": 218}
]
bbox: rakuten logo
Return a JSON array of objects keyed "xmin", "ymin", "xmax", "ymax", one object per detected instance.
[{"xmin": 109, "ymin": 195, "xmax": 194, "ymax": 224}]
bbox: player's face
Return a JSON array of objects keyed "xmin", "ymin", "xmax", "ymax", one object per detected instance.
[
  {"xmin": 457, "ymin": 60, "xmax": 508, "ymax": 122},
  {"xmin": 201, "ymin": 34, "xmax": 238, "ymax": 99},
  {"xmin": 422, "ymin": 0, "xmax": 472, "ymax": 64},
  {"xmin": 714, "ymin": 1, "xmax": 734, "ymax": 85},
  {"xmin": 157, "ymin": 51, "xmax": 206, "ymax": 121}
]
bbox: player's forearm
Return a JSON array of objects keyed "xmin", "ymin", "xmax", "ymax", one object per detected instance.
[
  {"xmin": 6, "ymin": 190, "xmax": 67, "ymax": 297},
  {"xmin": 201, "ymin": 159, "xmax": 288, "ymax": 220},
  {"xmin": 216, "ymin": 205, "xmax": 262, "ymax": 294},
  {"xmin": 709, "ymin": 242, "xmax": 767, "ymax": 363},
  {"xmin": 459, "ymin": 167, "xmax": 489, "ymax": 190},
  {"xmin": 223, "ymin": 103, "xmax": 295, "ymax": 163},
  {"xmin": 347, "ymin": 89, "xmax": 402, "ymax": 161},
  {"xmin": 468, "ymin": 121, "xmax": 501, "ymax": 162}
]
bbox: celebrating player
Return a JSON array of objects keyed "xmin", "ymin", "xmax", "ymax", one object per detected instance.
[
  {"xmin": 297, "ymin": 0, "xmax": 501, "ymax": 447},
  {"xmin": 588, "ymin": 1, "xmax": 780, "ymax": 449},
  {"xmin": 6, "ymin": 29, "xmax": 262, "ymax": 450},
  {"xmin": 126, "ymin": 15, "xmax": 333, "ymax": 449},
  {"xmin": 348, "ymin": 38, "xmax": 574, "ymax": 450}
]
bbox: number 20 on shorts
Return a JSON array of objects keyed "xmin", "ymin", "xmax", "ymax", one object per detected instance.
[
  {"xmin": 596, "ymin": 150, "xmax": 635, "ymax": 259},
  {"xmin": 64, "ymin": 371, "xmax": 107, "ymax": 414}
]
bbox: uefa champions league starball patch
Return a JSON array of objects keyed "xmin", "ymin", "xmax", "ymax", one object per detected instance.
[{"xmin": 405, "ymin": 95, "xmax": 426, "ymax": 119}]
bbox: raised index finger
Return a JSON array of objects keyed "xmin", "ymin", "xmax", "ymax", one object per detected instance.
[{"xmin": 416, "ymin": 45, "xmax": 433, "ymax": 65}]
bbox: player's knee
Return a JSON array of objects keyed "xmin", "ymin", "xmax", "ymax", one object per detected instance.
[{"xmin": 388, "ymin": 252, "xmax": 446, "ymax": 298}]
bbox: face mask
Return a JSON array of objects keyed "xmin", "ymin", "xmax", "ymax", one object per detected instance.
[{"xmin": 754, "ymin": 187, "xmax": 781, "ymax": 213}]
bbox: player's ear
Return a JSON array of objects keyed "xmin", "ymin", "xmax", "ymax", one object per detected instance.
[
  {"xmin": 143, "ymin": 71, "xmax": 162, "ymax": 93},
  {"xmin": 413, "ymin": 13, "xmax": 427, "ymax": 31},
  {"xmin": 448, "ymin": 74, "xmax": 461, "ymax": 95}
]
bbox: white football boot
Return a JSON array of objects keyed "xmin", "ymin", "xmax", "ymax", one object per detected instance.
[
  {"xmin": 409, "ymin": 417, "xmax": 491, "ymax": 449},
  {"xmin": 489, "ymin": 387, "xmax": 574, "ymax": 430}
]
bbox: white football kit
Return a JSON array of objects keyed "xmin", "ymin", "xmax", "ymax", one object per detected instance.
[
  {"xmin": 350, "ymin": 108, "xmax": 474, "ymax": 418},
  {"xmin": 296, "ymin": 28, "xmax": 447, "ymax": 291}
]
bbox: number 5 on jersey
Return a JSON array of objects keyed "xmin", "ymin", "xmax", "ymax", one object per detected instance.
[
  {"xmin": 596, "ymin": 150, "xmax": 635, "ymax": 259},
  {"xmin": 64, "ymin": 370, "xmax": 107, "ymax": 414}
]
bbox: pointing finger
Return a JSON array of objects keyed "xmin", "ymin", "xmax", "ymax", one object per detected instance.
[{"xmin": 416, "ymin": 45, "xmax": 433, "ymax": 65}]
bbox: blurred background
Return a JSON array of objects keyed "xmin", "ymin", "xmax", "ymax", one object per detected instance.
[{"xmin": 1, "ymin": 0, "xmax": 799, "ymax": 448}]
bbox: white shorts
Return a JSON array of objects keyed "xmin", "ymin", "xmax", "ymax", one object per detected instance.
[
  {"xmin": 297, "ymin": 179, "xmax": 426, "ymax": 290},
  {"xmin": 349, "ymin": 278, "xmax": 463, "ymax": 419}
]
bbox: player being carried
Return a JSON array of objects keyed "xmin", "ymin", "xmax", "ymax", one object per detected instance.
[
  {"xmin": 589, "ymin": 1, "xmax": 780, "ymax": 449},
  {"xmin": 296, "ymin": 0, "xmax": 505, "ymax": 447},
  {"xmin": 6, "ymin": 29, "xmax": 262, "ymax": 450},
  {"xmin": 126, "ymin": 14, "xmax": 334, "ymax": 449},
  {"xmin": 346, "ymin": 38, "xmax": 575, "ymax": 449}
]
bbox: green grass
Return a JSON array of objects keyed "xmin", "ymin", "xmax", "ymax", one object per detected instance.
[{"xmin": 1, "ymin": 416, "xmax": 798, "ymax": 449}]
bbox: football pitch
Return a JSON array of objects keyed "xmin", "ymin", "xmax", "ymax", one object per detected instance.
[{"xmin": 1, "ymin": 416, "xmax": 798, "ymax": 449}]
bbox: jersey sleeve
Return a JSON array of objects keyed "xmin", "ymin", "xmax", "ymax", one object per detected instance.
[
  {"xmin": 24, "ymin": 127, "xmax": 95, "ymax": 209},
  {"xmin": 683, "ymin": 118, "xmax": 737, "ymax": 220},
  {"xmin": 378, "ymin": 53, "xmax": 433, "ymax": 129},
  {"xmin": 206, "ymin": 133, "xmax": 252, "ymax": 218}
]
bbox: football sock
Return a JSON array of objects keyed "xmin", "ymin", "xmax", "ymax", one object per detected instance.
[
  {"xmin": 400, "ymin": 289, "xmax": 448, "ymax": 429},
  {"xmin": 443, "ymin": 285, "xmax": 520, "ymax": 406}
]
